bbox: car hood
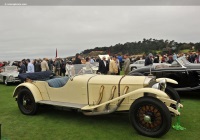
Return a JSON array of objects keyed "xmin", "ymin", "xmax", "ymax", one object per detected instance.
[
  {"xmin": 0, "ymin": 72, "xmax": 19, "ymax": 77},
  {"xmin": 185, "ymin": 63, "xmax": 200, "ymax": 70}
]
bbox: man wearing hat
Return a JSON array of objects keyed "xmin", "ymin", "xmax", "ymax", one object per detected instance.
[{"xmin": 145, "ymin": 53, "xmax": 153, "ymax": 66}]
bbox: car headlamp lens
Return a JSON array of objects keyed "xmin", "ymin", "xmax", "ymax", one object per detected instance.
[
  {"xmin": 159, "ymin": 79, "xmax": 166, "ymax": 91},
  {"xmin": 152, "ymin": 83, "xmax": 160, "ymax": 90}
]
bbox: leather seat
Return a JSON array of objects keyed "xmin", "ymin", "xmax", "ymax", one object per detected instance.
[{"xmin": 47, "ymin": 77, "xmax": 69, "ymax": 88}]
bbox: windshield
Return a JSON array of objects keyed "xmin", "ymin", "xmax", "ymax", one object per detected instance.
[
  {"xmin": 4, "ymin": 66, "xmax": 18, "ymax": 72},
  {"xmin": 66, "ymin": 63, "xmax": 98, "ymax": 77},
  {"xmin": 177, "ymin": 57, "xmax": 190, "ymax": 66}
]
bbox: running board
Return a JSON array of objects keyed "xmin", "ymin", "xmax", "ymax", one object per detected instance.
[{"xmin": 37, "ymin": 100, "xmax": 87, "ymax": 109}]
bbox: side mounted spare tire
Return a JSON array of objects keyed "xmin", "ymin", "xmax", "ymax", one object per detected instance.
[
  {"xmin": 129, "ymin": 96, "xmax": 171, "ymax": 137},
  {"xmin": 17, "ymin": 88, "xmax": 38, "ymax": 115}
]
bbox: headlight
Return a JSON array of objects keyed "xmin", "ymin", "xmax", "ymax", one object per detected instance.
[
  {"xmin": 159, "ymin": 79, "xmax": 166, "ymax": 91},
  {"xmin": 152, "ymin": 83, "xmax": 160, "ymax": 90}
]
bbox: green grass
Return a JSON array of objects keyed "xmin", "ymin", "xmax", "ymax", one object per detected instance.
[{"xmin": 1, "ymin": 84, "xmax": 200, "ymax": 140}]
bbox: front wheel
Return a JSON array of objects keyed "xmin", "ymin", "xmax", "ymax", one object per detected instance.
[
  {"xmin": 165, "ymin": 86, "xmax": 180, "ymax": 102},
  {"xmin": 17, "ymin": 89, "xmax": 38, "ymax": 115},
  {"xmin": 129, "ymin": 96, "xmax": 171, "ymax": 137}
]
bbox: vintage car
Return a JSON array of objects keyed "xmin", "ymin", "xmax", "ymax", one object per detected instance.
[
  {"xmin": 129, "ymin": 60, "xmax": 171, "ymax": 71},
  {"xmin": 13, "ymin": 64, "xmax": 183, "ymax": 137},
  {"xmin": 0, "ymin": 65, "xmax": 20, "ymax": 85},
  {"xmin": 129, "ymin": 60, "xmax": 145, "ymax": 70},
  {"xmin": 129, "ymin": 57, "xmax": 200, "ymax": 92}
]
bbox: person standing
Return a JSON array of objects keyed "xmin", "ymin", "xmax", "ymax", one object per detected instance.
[
  {"xmin": 98, "ymin": 56, "xmax": 109, "ymax": 74},
  {"xmin": 35, "ymin": 60, "xmax": 41, "ymax": 72},
  {"xmin": 123, "ymin": 54, "xmax": 130, "ymax": 75},
  {"xmin": 26, "ymin": 59, "xmax": 35, "ymax": 73},
  {"xmin": 109, "ymin": 56, "xmax": 118, "ymax": 75},
  {"xmin": 73, "ymin": 53, "xmax": 82, "ymax": 64},
  {"xmin": 18, "ymin": 61, "xmax": 26, "ymax": 73},
  {"xmin": 145, "ymin": 53, "xmax": 153, "ymax": 66},
  {"xmin": 117, "ymin": 54, "xmax": 123, "ymax": 71},
  {"xmin": 41, "ymin": 58, "xmax": 49, "ymax": 71},
  {"xmin": 54, "ymin": 57, "xmax": 61, "ymax": 76}
]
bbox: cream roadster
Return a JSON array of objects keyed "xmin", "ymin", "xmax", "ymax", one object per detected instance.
[{"xmin": 13, "ymin": 64, "xmax": 183, "ymax": 137}]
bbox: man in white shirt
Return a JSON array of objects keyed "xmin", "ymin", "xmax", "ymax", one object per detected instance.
[{"xmin": 26, "ymin": 59, "xmax": 35, "ymax": 73}]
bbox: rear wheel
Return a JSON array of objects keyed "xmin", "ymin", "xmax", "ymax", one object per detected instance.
[
  {"xmin": 129, "ymin": 96, "xmax": 171, "ymax": 137},
  {"xmin": 131, "ymin": 67, "xmax": 137, "ymax": 71},
  {"xmin": 17, "ymin": 89, "xmax": 38, "ymax": 115}
]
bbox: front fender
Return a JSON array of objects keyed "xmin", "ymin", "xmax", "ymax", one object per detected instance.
[
  {"xmin": 13, "ymin": 82, "xmax": 42, "ymax": 102},
  {"xmin": 156, "ymin": 78, "xmax": 178, "ymax": 84},
  {"xmin": 81, "ymin": 88, "xmax": 169, "ymax": 110}
]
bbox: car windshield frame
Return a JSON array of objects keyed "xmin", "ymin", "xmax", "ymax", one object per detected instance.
[
  {"xmin": 175, "ymin": 57, "xmax": 190, "ymax": 67},
  {"xmin": 66, "ymin": 63, "xmax": 98, "ymax": 80}
]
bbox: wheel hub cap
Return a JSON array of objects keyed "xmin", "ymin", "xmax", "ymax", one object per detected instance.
[
  {"xmin": 143, "ymin": 115, "xmax": 152, "ymax": 123},
  {"xmin": 23, "ymin": 100, "xmax": 27, "ymax": 105}
]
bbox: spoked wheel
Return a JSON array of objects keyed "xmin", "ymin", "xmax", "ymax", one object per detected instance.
[
  {"xmin": 129, "ymin": 96, "xmax": 171, "ymax": 137},
  {"xmin": 17, "ymin": 89, "xmax": 38, "ymax": 115}
]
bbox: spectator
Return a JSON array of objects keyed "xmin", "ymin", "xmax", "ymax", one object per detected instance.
[
  {"xmin": 54, "ymin": 57, "xmax": 61, "ymax": 76},
  {"xmin": 98, "ymin": 56, "xmax": 109, "ymax": 74},
  {"xmin": 109, "ymin": 56, "xmax": 118, "ymax": 75},
  {"xmin": 61, "ymin": 59, "xmax": 66, "ymax": 76},
  {"xmin": 41, "ymin": 58, "xmax": 49, "ymax": 71},
  {"xmin": 35, "ymin": 60, "xmax": 41, "ymax": 72},
  {"xmin": 117, "ymin": 54, "xmax": 123, "ymax": 71},
  {"xmin": 90, "ymin": 57, "xmax": 95, "ymax": 64},
  {"xmin": 18, "ymin": 61, "xmax": 26, "ymax": 73},
  {"xmin": 195, "ymin": 51, "xmax": 200, "ymax": 63},
  {"xmin": 145, "ymin": 53, "xmax": 153, "ymax": 66},
  {"xmin": 26, "ymin": 59, "xmax": 35, "ymax": 73},
  {"xmin": 48, "ymin": 59, "xmax": 53, "ymax": 72},
  {"xmin": 123, "ymin": 54, "xmax": 130, "ymax": 75},
  {"xmin": 173, "ymin": 53, "xmax": 177, "ymax": 61},
  {"xmin": 73, "ymin": 53, "xmax": 82, "ymax": 64}
]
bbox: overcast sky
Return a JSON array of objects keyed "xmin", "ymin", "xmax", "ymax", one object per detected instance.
[{"xmin": 0, "ymin": 6, "xmax": 200, "ymax": 61}]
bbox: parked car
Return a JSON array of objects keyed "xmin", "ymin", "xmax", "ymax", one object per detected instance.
[
  {"xmin": 0, "ymin": 65, "xmax": 20, "ymax": 85},
  {"xmin": 129, "ymin": 56, "xmax": 200, "ymax": 92},
  {"xmin": 129, "ymin": 60, "xmax": 171, "ymax": 71},
  {"xmin": 13, "ymin": 64, "xmax": 183, "ymax": 137},
  {"xmin": 129, "ymin": 60, "xmax": 145, "ymax": 70}
]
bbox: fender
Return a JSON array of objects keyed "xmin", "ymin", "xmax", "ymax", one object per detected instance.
[
  {"xmin": 81, "ymin": 88, "xmax": 169, "ymax": 110},
  {"xmin": 156, "ymin": 78, "xmax": 178, "ymax": 84},
  {"xmin": 13, "ymin": 82, "xmax": 43, "ymax": 102}
]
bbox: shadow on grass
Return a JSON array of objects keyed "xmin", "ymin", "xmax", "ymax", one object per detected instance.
[{"xmin": 37, "ymin": 105, "xmax": 130, "ymax": 125}]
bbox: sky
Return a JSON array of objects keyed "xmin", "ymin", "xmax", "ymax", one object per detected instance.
[{"xmin": 0, "ymin": 6, "xmax": 200, "ymax": 61}]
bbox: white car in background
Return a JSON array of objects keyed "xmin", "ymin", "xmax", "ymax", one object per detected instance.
[
  {"xmin": 129, "ymin": 60, "xmax": 171, "ymax": 71},
  {"xmin": 0, "ymin": 65, "xmax": 20, "ymax": 85},
  {"xmin": 129, "ymin": 60, "xmax": 145, "ymax": 70}
]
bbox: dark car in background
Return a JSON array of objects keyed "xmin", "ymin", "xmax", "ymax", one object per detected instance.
[{"xmin": 129, "ymin": 57, "xmax": 200, "ymax": 92}]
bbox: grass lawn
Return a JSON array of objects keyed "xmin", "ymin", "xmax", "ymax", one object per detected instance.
[{"xmin": 0, "ymin": 84, "xmax": 200, "ymax": 140}]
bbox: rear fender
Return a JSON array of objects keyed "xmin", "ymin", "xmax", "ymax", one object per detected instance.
[
  {"xmin": 13, "ymin": 82, "xmax": 42, "ymax": 102},
  {"xmin": 81, "ymin": 88, "xmax": 169, "ymax": 110}
]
